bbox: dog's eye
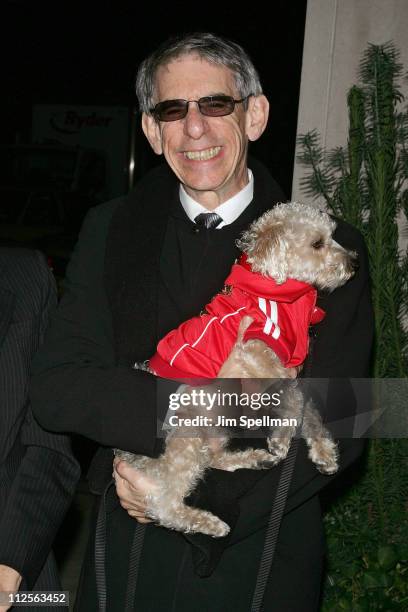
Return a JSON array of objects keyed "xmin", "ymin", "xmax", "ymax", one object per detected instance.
[{"xmin": 312, "ymin": 239, "xmax": 324, "ymax": 250}]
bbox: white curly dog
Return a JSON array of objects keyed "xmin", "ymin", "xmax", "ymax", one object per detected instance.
[{"xmin": 116, "ymin": 202, "xmax": 358, "ymax": 537}]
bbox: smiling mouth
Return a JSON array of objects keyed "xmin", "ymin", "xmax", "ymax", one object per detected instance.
[{"xmin": 183, "ymin": 146, "xmax": 221, "ymax": 161}]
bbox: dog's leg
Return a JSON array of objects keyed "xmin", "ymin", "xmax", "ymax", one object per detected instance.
[
  {"xmin": 210, "ymin": 447, "xmax": 279, "ymax": 471},
  {"xmin": 124, "ymin": 434, "xmax": 231, "ymax": 537},
  {"xmin": 148, "ymin": 495, "xmax": 230, "ymax": 537},
  {"xmin": 267, "ymin": 384, "xmax": 302, "ymax": 461},
  {"xmin": 302, "ymin": 400, "xmax": 339, "ymax": 474}
]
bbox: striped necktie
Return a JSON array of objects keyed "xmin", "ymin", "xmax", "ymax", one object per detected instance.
[{"xmin": 194, "ymin": 212, "xmax": 223, "ymax": 229}]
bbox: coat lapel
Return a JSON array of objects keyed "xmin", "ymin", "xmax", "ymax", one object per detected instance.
[{"xmin": 104, "ymin": 165, "xmax": 179, "ymax": 365}]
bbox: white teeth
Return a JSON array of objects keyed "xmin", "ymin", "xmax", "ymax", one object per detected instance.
[{"xmin": 184, "ymin": 146, "xmax": 221, "ymax": 161}]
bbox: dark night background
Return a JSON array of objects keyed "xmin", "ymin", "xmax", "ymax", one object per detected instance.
[
  {"xmin": 1, "ymin": 0, "xmax": 310, "ymax": 575},
  {"xmin": 2, "ymin": 0, "xmax": 307, "ymax": 197},
  {"xmin": 2, "ymin": 0, "xmax": 307, "ymax": 465}
]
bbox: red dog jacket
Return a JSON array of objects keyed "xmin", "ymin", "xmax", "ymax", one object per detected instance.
[{"xmin": 149, "ymin": 255, "xmax": 325, "ymax": 379}]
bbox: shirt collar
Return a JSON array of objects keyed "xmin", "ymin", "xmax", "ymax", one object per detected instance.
[{"xmin": 179, "ymin": 169, "xmax": 254, "ymax": 228}]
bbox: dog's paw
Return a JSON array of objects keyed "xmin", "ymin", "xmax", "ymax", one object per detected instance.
[
  {"xmin": 190, "ymin": 518, "xmax": 230, "ymax": 538},
  {"xmin": 317, "ymin": 461, "xmax": 338, "ymax": 475},
  {"xmin": 259, "ymin": 455, "xmax": 282, "ymax": 469},
  {"xmin": 267, "ymin": 438, "xmax": 291, "ymax": 461},
  {"xmin": 308, "ymin": 437, "xmax": 339, "ymax": 474},
  {"xmin": 210, "ymin": 520, "xmax": 231, "ymax": 538}
]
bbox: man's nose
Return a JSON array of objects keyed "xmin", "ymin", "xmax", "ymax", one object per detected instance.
[{"xmin": 183, "ymin": 102, "xmax": 208, "ymax": 139}]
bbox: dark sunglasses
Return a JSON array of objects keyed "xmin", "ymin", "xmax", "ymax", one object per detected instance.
[{"xmin": 150, "ymin": 94, "xmax": 253, "ymax": 122}]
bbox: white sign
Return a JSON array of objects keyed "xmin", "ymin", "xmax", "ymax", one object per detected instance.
[{"xmin": 32, "ymin": 105, "xmax": 132, "ymax": 199}]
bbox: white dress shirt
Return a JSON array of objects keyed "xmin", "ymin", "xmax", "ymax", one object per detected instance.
[{"xmin": 179, "ymin": 169, "xmax": 254, "ymax": 228}]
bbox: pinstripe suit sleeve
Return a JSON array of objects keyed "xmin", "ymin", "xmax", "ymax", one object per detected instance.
[{"xmin": 0, "ymin": 251, "xmax": 80, "ymax": 589}]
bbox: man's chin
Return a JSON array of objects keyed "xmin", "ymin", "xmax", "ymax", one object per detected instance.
[{"xmin": 180, "ymin": 175, "xmax": 235, "ymax": 200}]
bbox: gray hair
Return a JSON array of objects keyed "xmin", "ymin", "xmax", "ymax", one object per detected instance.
[{"xmin": 135, "ymin": 32, "xmax": 263, "ymax": 114}]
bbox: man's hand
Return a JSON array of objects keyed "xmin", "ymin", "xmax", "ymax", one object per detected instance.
[
  {"xmin": 0, "ymin": 565, "xmax": 22, "ymax": 612},
  {"xmin": 113, "ymin": 459, "xmax": 157, "ymax": 524}
]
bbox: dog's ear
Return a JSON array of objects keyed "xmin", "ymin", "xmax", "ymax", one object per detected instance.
[{"xmin": 238, "ymin": 219, "xmax": 288, "ymax": 283}]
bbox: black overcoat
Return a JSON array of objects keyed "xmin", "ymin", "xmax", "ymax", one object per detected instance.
[
  {"xmin": 31, "ymin": 160, "xmax": 374, "ymax": 611},
  {"xmin": 0, "ymin": 249, "xmax": 80, "ymax": 607}
]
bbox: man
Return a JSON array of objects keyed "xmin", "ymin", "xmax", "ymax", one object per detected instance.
[
  {"xmin": 0, "ymin": 249, "xmax": 80, "ymax": 611},
  {"xmin": 31, "ymin": 33, "xmax": 373, "ymax": 611}
]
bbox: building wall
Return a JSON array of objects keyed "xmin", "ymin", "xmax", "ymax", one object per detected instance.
[{"xmin": 292, "ymin": 0, "xmax": 408, "ymax": 251}]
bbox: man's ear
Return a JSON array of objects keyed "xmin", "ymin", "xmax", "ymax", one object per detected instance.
[
  {"xmin": 239, "ymin": 220, "xmax": 287, "ymax": 283},
  {"xmin": 245, "ymin": 95, "xmax": 269, "ymax": 142},
  {"xmin": 141, "ymin": 113, "xmax": 163, "ymax": 155}
]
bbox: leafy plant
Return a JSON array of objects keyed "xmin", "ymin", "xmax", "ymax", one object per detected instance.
[
  {"xmin": 296, "ymin": 42, "xmax": 408, "ymax": 609},
  {"xmin": 297, "ymin": 42, "xmax": 408, "ymax": 378},
  {"xmin": 321, "ymin": 439, "xmax": 408, "ymax": 611}
]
